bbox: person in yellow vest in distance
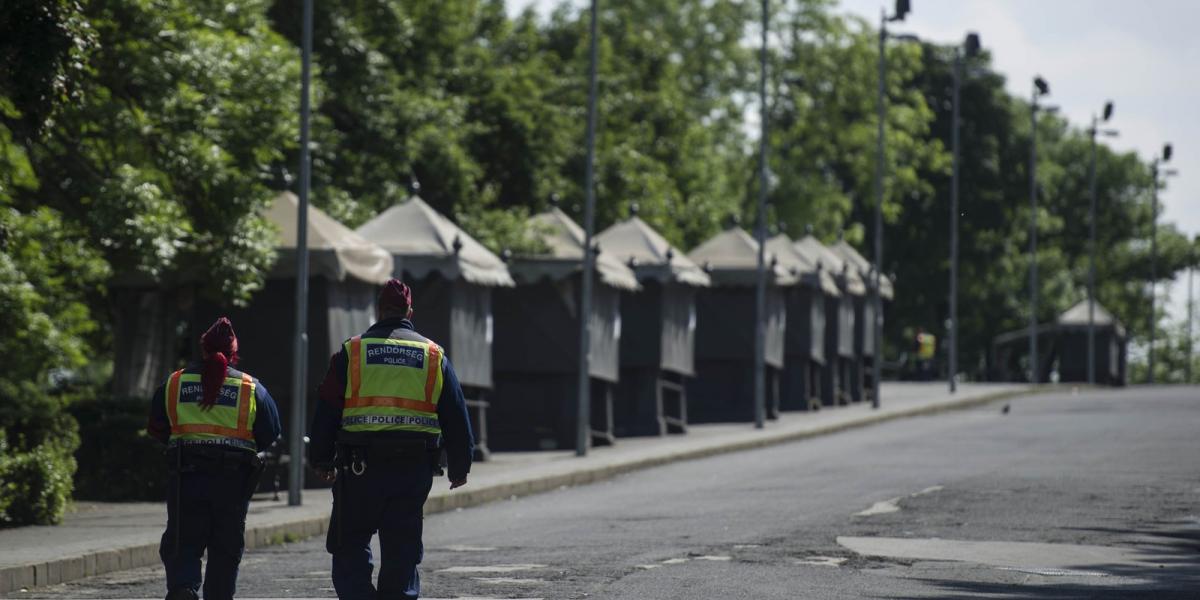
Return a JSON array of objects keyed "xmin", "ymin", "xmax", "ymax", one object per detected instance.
[
  {"xmin": 915, "ymin": 327, "xmax": 938, "ymax": 381},
  {"xmin": 146, "ymin": 317, "xmax": 282, "ymax": 600},
  {"xmin": 309, "ymin": 279, "xmax": 475, "ymax": 600}
]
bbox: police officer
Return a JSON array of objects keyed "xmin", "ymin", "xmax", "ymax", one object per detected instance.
[
  {"xmin": 147, "ymin": 317, "xmax": 282, "ymax": 600},
  {"xmin": 309, "ymin": 279, "xmax": 474, "ymax": 600}
]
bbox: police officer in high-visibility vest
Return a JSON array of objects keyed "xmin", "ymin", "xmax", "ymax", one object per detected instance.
[
  {"xmin": 146, "ymin": 317, "xmax": 282, "ymax": 600},
  {"xmin": 309, "ymin": 279, "xmax": 474, "ymax": 600},
  {"xmin": 915, "ymin": 327, "xmax": 938, "ymax": 381}
]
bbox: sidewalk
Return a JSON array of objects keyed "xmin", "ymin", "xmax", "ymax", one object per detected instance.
[{"xmin": 0, "ymin": 382, "xmax": 1032, "ymax": 593}]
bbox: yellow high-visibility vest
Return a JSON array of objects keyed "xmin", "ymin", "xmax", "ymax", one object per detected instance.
[
  {"xmin": 917, "ymin": 333, "xmax": 937, "ymax": 360},
  {"xmin": 341, "ymin": 335, "xmax": 444, "ymax": 435},
  {"xmin": 166, "ymin": 370, "xmax": 257, "ymax": 450}
]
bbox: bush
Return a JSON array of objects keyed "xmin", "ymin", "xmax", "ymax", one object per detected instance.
[
  {"xmin": 70, "ymin": 397, "xmax": 166, "ymax": 502},
  {"xmin": 0, "ymin": 410, "xmax": 79, "ymax": 527}
]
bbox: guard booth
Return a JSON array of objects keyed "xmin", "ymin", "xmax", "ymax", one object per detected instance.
[
  {"xmin": 686, "ymin": 226, "xmax": 793, "ymax": 423},
  {"xmin": 1054, "ymin": 301, "xmax": 1126, "ymax": 385},
  {"xmin": 187, "ymin": 191, "xmax": 393, "ymax": 488},
  {"xmin": 356, "ymin": 197, "xmax": 515, "ymax": 460},
  {"xmin": 831, "ymin": 239, "xmax": 893, "ymax": 404},
  {"xmin": 490, "ymin": 208, "xmax": 640, "ymax": 451},
  {"xmin": 991, "ymin": 300, "xmax": 1127, "ymax": 385},
  {"xmin": 597, "ymin": 212, "xmax": 711, "ymax": 436},
  {"xmin": 765, "ymin": 234, "xmax": 841, "ymax": 412},
  {"xmin": 793, "ymin": 235, "xmax": 863, "ymax": 406}
]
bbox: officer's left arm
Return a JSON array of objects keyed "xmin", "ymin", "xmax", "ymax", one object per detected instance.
[
  {"xmin": 252, "ymin": 380, "xmax": 283, "ymax": 452},
  {"xmin": 146, "ymin": 379, "xmax": 171, "ymax": 445},
  {"xmin": 437, "ymin": 356, "xmax": 475, "ymax": 484}
]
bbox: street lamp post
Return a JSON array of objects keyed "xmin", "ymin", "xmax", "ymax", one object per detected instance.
[
  {"xmin": 948, "ymin": 32, "xmax": 980, "ymax": 394},
  {"xmin": 575, "ymin": 0, "xmax": 600, "ymax": 456},
  {"xmin": 752, "ymin": 0, "xmax": 769, "ymax": 429},
  {"xmin": 874, "ymin": 0, "xmax": 911, "ymax": 409},
  {"xmin": 288, "ymin": 0, "xmax": 313, "ymax": 507},
  {"xmin": 1087, "ymin": 101, "xmax": 1117, "ymax": 385},
  {"xmin": 1148, "ymin": 143, "xmax": 1175, "ymax": 384},
  {"xmin": 1188, "ymin": 243, "xmax": 1195, "ymax": 384},
  {"xmin": 1028, "ymin": 76, "xmax": 1050, "ymax": 384}
]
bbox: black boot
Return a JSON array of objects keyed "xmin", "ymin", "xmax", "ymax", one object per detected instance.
[{"xmin": 165, "ymin": 587, "xmax": 199, "ymax": 600}]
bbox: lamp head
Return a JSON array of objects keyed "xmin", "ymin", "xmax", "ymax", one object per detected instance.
[
  {"xmin": 1102, "ymin": 101, "xmax": 1114, "ymax": 122},
  {"xmin": 1034, "ymin": 76, "xmax": 1049, "ymax": 96},
  {"xmin": 964, "ymin": 32, "xmax": 981, "ymax": 57},
  {"xmin": 1163, "ymin": 143, "xmax": 1173, "ymax": 163},
  {"xmin": 893, "ymin": 0, "xmax": 911, "ymax": 21}
]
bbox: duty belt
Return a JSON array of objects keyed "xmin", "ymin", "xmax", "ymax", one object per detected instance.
[{"xmin": 167, "ymin": 444, "xmax": 262, "ymax": 472}]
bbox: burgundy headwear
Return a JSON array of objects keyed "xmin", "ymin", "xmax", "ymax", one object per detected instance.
[
  {"xmin": 199, "ymin": 317, "xmax": 239, "ymax": 410},
  {"xmin": 378, "ymin": 279, "xmax": 413, "ymax": 316}
]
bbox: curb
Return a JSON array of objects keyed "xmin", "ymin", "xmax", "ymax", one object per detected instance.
[{"xmin": 0, "ymin": 386, "xmax": 1036, "ymax": 593}]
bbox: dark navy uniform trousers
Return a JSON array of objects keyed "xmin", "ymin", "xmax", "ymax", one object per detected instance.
[
  {"xmin": 328, "ymin": 458, "xmax": 434, "ymax": 600},
  {"xmin": 160, "ymin": 468, "xmax": 253, "ymax": 600}
]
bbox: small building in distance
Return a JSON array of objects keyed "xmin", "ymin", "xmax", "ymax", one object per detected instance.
[
  {"xmin": 793, "ymin": 234, "xmax": 865, "ymax": 406},
  {"xmin": 765, "ymin": 233, "xmax": 841, "ymax": 412},
  {"xmin": 490, "ymin": 208, "xmax": 640, "ymax": 451},
  {"xmin": 687, "ymin": 226, "xmax": 793, "ymax": 423},
  {"xmin": 597, "ymin": 209, "xmax": 711, "ymax": 437},
  {"xmin": 356, "ymin": 196, "xmax": 515, "ymax": 459},
  {"xmin": 830, "ymin": 238, "xmax": 894, "ymax": 403}
]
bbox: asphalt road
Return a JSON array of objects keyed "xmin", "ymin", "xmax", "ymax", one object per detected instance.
[{"xmin": 15, "ymin": 386, "xmax": 1200, "ymax": 599}]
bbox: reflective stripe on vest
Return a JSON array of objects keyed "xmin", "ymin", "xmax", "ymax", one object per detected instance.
[
  {"xmin": 166, "ymin": 370, "xmax": 257, "ymax": 449},
  {"xmin": 342, "ymin": 335, "xmax": 443, "ymax": 434}
]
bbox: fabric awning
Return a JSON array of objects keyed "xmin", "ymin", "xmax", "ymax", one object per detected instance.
[
  {"xmin": 356, "ymin": 196, "xmax": 514, "ymax": 287},
  {"xmin": 266, "ymin": 192, "xmax": 393, "ymax": 284},
  {"xmin": 596, "ymin": 216, "xmax": 710, "ymax": 287}
]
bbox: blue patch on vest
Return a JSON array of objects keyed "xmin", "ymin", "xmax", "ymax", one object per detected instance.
[
  {"xmin": 365, "ymin": 343, "xmax": 425, "ymax": 369},
  {"xmin": 178, "ymin": 382, "xmax": 240, "ymax": 407}
]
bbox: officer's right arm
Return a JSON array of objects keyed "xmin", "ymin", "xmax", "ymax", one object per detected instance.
[
  {"xmin": 146, "ymin": 378, "xmax": 170, "ymax": 445},
  {"xmin": 307, "ymin": 348, "xmax": 348, "ymax": 468}
]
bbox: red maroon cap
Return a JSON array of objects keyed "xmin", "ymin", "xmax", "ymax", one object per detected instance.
[{"xmin": 378, "ymin": 279, "xmax": 413, "ymax": 314}]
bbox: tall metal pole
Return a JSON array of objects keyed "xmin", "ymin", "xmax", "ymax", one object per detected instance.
[
  {"xmin": 752, "ymin": 0, "xmax": 768, "ymax": 429},
  {"xmin": 1028, "ymin": 87, "xmax": 1039, "ymax": 384},
  {"xmin": 948, "ymin": 48, "xmax": 961, "ymax": 394},
  {"xmin": 1188, "ymin": 254, "xmax": 1194, "ymax": 383},
  {"xmin": 1086, "ymin": 118, "xmax": 1099, "ymax": 385},
  {"xmin": 1148, "ymin": 162, "xmax": 1158, "ymax": 384},
  {"xmin": 872, "ymin": 10, "xmax": 886, "ymax": 409},
  {"xmin": 288, "ymin": 0, "xmax": 313, "ymax": 506},
  {"xmin": 575, "ymin": 0, "xmax": 599, "ymax": 456}
]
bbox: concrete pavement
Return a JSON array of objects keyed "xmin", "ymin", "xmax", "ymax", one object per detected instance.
[{"xmin": 0, "ymin": 382, "xmax": 1030, "ymax": 594}]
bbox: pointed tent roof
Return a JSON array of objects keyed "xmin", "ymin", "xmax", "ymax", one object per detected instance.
[
  {"xmin": 765, "ymin": 234, "xmax": 840, "ymax": 296},
  {"xmin": 507, "ymin": 208, "xmax": 640, "ymax": 291},
  {"xmin": 687, "ymin": 227, "xmax": 796, "ymax": 287},
  {"xmin": 596, "ymin": 216, "xmax": 710, "ymax": 287},
  {"xmin": 355, "ymin": 197, "xmax": 513, "ymax": 287},
  {"xmin": 830, "ymin": 240, "xmax": 894, "ymax": 300},
  {"xmin": 1058, "ymin": 300, "xmax": 1125, "ymax": 336},
  {"xmin": 265, "ymin": 192, "xmax": 393, "ymax": 284},
  {"xmin": 792, "ymin": 235, "xmax": 867, "ymax": 296}
]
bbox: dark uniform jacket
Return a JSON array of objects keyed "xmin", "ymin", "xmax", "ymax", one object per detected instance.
[
  {"xmin": 147, "ymin": 365, "xmax": 283, "ymax": 452},
  {"xmin": 308, "ymin": 318, "xmax": 475, "ymax": 481}
]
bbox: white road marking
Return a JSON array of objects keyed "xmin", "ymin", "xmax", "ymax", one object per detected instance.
[
  {"xmin": 694, "ymin": 555, "xmax": 732, "ymax": 561},
  {"xmin": 437, "ymin": 564, "xmax": 547, "ymax": 573},
  {"xmin": 854, "ymin": 485, "xmax": 944, "ymax": 517},
  {"xmin": 854, "ymin": 497, "xmax": 902, "ymax": 516},
  {"xmin": 636, "ymin": 564, "xmax": 663, "ymax": 570},
  {"xmin": 472, "ymin": 577, "xmax": 547, "ymax": 585},
  {"xmin": 661, "ymin": 557, "xmax": 690, "ymax": 565},
  {"xmin": 795, "ymin": 556, "xmax": 847, "ymax": 567},
  {"xmin": 999, "ymin": 567, "xmax": 1109, "ymax": 577},
  {"xmin": 733, "ymin": 544, "xmax": 761, "ymax": 549},
  {"xmin": 838, "ymin": 536, "xmax": 1168, "ymax": 571}
]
